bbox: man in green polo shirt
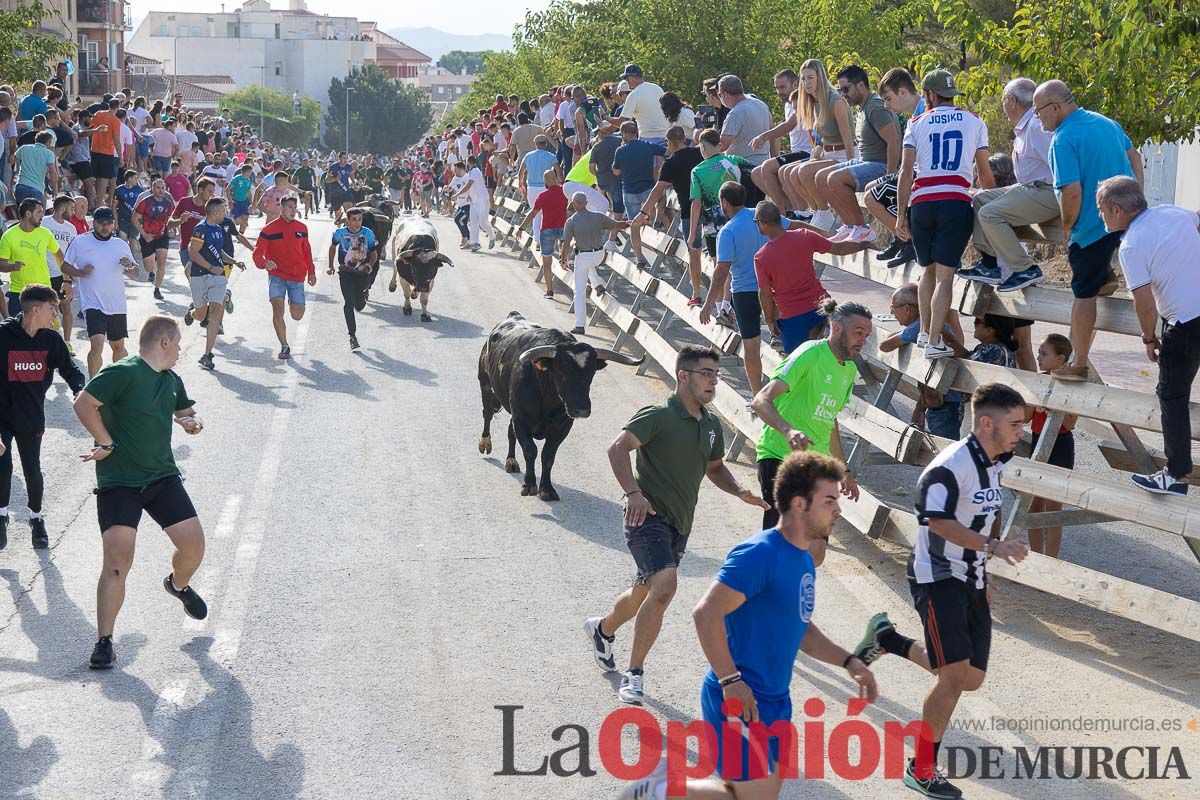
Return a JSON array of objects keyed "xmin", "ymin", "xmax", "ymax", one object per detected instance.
[
  {"xmin": 586, "ymin": 344, "xmax": 768, "ymax": 707},
  {"xmin": 752, "ymin": 299, "xmax": 873, "ymax": 531}
]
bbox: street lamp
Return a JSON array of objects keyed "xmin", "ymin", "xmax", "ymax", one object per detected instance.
[{"xmin": 345, "ymin": 86, "xmax": 355, "ymax": 153}]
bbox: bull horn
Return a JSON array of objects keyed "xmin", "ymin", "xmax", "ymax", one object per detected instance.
[
  {"xmin": 435, "ymin": 254, "xmax": 455, "ymax": 267},
  {"xmin": 594, "ymin": 348, "xmax": 645, "ymax": 366},
  {"xmin": 398, "ymin": 249, "xmax": 416, "ymax": 261},
  {"xmin": 518, "ymin": 345, "xmax": 558, "ymax": 363}
]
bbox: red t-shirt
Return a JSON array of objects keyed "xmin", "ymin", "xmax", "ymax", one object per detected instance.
[
  {"xmin": 69, "ymin": 216, "xmax": 90, "ymax": 235},
  {"xmin": 490, "ymin": 102, "xmax": 509, "ymax": 118},
  {"xmin": 532, "ymin": 185, "xmax": 568, "ymax": 229},
  {"xmin": 173, "ymin": 196, "xmax": 206, "ymax": 250},
  {"xmin": 1031, "ymin": 408, "xmax": 1070, "ymax": 436},
  {"xmin": 753, "ymin": 230, "xmax": 831, "ymax": 318},
  {"xmin": 165, "ymin": 173, "xmax": 191, "ymax": 202}
]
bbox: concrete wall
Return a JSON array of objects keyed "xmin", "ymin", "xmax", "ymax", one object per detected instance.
[{"xmin": 1176, "ymin": 137, "xmax": 1200, "ymax": 211}]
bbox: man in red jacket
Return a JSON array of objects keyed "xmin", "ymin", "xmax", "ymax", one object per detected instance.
[{"xmin": 252, "ymin": 196, "xmax": 315, "ymax": 360}]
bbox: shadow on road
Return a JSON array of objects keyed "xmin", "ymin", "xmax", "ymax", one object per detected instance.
[
  {"xmin": 356, "ymin": 348, "xmax": 439, "ymax": 386},
  {"xmin": 289, "ymin": 359, "xmax": 377, "ymax": 400},
  {"xmin": 0, "ymin": 707, "xmax": 57, "ymax": 799}
]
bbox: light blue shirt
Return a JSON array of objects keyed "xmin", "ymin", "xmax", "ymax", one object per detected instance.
[
  {"xmin": 522, "ymin": 148, "xmax": 559, "ymax": 188},
  {"xmin": 716, "ymin": 207, "xmax": 767, "ymax": 293},
  {"xmin": 1048, "ymin": 108, "xmax": 1133, "ymax": 248}
]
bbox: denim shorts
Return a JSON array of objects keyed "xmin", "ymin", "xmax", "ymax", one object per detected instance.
[
  {"xmin": 925, "ymin": 398, "xmax": 964, "ymax": 439},
  {"xmin": 622, "ymin": 188, "xmax": 653, "ymax": 218},
  {"xmin": 624, "ymin": 513, "xmax": 687, "ymax": 584},
  {"xmin": 268, "ymin": 274, "xmax": 306, "ymax": 305},
  {"xmin": 539, "ymin": 227, "xmax": 564, "ymax": 253},
  {"xmin": 14, "ymin": 184, "xmax": 44, "ymax": 204},
  {"xmin": 830, "ymin": 158, "xmax": 889, "ymax": 191},
  {"xmin": 598, "ymin": 182, "xmax": 624, "ymax": 215}
]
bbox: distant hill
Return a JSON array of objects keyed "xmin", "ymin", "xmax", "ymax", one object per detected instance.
[{"xmin": 387, "ymin": 27, "xmax": 512, "ymax": 65}]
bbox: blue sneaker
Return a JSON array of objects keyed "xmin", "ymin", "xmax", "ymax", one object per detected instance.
[
  {"xmin": 1131, "ymin": 468, "xmax": 1188, "ymax": 496},
  {"xmin": 996, "ymin": 265, "xmax": 1045, "ymax": 293},
  {"xmin": 957, "ymin": 262, "xmax": 1002, "ymax": 284}
]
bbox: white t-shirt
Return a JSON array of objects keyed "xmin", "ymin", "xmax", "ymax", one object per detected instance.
[
  {"xmin": 622, "ymin": 81, "xmax": 668, "ymax": 139},
  {"xmin": 41, "ymin": 217, "xmax": 76, "ymax": 278},
  {"xmin": 902, "ymin": 105, "xmax": 989, "ymax": 205},
  {"xmin": 537, "ymin": 104, "xmax": 555, "ymax": 128},
  {"xmin": 784, "ymin": 100, "xmax": 814, "ymax": 153},
  {"xmin": 175, "ymin": 129, "xmax": 198, "ymax": 153},
  {"xmin": 466, "ymin": 167, "xmax": 489, "ymax": 204},
  {"xmin": 556, "ymin": 100, "xmax": 577, "ymax": 128},
  {"xmin": 119, "ymin": 123, "xmax": 134, "ymax": 153},
  {"xmin": 1119, "ymin": 205, "xmax": 1200, "ymax": 325},
  {"xmin": 450, "ymin": 175, "xmax": 470, "ymax": 207},
  {"xmin": 130, "ymin": 107, "xmax": 149, "ymax": 131},
  {"xmin": 64, "ymin": 233, "xmax": 134, "ymax": 314},
  {"xmin": 202, "ymin": 164, "xmax": 228, "ymax": 197}
]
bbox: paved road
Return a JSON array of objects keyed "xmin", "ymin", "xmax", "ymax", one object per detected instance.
[{"xmin": 0, "ymin": 209, "xmax": 1196, "ymax": 799}]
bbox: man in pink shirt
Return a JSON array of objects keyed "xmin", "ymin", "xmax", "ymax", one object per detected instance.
[{"xmin": 150, "ymin": 119, "xmax": 179, "ymax": 175}]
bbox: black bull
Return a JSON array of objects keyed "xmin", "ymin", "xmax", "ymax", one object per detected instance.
[
  {"xmin": 478, "ymin": 312, "xmax": 643, "ymax": 501},
  {"xmin": 387, "ymin": 218, "xmax": 453, "ymax": 321}
]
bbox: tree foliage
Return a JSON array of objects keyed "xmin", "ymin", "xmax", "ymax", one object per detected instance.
[
  {"xmin": 324, "ymin": 64, "xmax": 432, "ymax": 154},
  {"xmin": 223, "ymin": 85, "xmax": 320, "ymax": 149},
  {"xmin": 0, "ymin": 1, "xmax": 76, "ymax": 88},
  {"xmin": 439, "ymin": 50, "xmax": 494, "ymax": 76},
  {"xmin": 456, "ymin": 0, "xmax": 1200, "ymax": 145}
]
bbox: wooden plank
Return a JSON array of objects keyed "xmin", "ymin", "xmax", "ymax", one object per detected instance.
[
  {"xmin": 837, "ymin": 395, "xmax": 926, "ymax": 465},
  {"xmin": 1098, "ymin": 439, "xmax": 1200, "ymax": 485},
  {"xmin": 954, "ymin": 280, "xmax": 1141, "ymax": 337}
]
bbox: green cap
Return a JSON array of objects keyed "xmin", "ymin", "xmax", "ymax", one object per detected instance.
[{"xmin": 922, "ymin": 69, "xmax": 962, "ymax": 98}]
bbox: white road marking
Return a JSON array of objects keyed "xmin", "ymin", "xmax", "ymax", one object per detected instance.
[{"xmin": 213, "ymin": 494, "xmax": 243, "ymax": 540}]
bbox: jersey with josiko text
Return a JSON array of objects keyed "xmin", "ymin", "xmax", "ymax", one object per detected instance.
[{"xmin": 902, "ymin": 105, "xmax": 989, "ymax": 205}]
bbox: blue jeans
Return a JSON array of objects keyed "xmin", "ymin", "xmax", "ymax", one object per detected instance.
[
  {"xmin": 539, "ymin": 227, "xmax": 564, "ymax": 253},
  {"xmin": 152, "ymin": 155, "xmax": 172, "ymax": 174},
  {"xmin": 622, "ymin": 188, "xmax": 653, "ymax": 218},
  {"xmin": 926, "ymin": 398, "xmax": 964, "ymax": 439},
  {"xmin": 268, "ymin": 274, "xmax": 306, "ymax": 305},
  {"xmin": 453, "ymin": 205, "xmax": 471, "ymax": 239}
]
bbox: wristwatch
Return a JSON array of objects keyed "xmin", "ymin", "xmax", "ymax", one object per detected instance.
[{"xmin": 96, "ymin": 442, "xmax": 115, "ymax": 451}]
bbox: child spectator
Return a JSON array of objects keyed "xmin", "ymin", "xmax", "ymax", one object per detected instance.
[{"xmin": 1027, "ymin": 334, "xmax": 1077, "ymax": 557}]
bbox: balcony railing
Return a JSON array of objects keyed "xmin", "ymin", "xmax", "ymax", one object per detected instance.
[
  {"xmin": 78, "ymin": 69, "xmax": 112, "ymax": 97},
  {"xmin": 78, "ymin": 1, "xmax": 129, "ymax": 29}
]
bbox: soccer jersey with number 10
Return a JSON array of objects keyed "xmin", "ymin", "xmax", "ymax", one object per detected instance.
[{"xmin": 902, "ymin": 106, "xmax": 988, "ymax": 205}]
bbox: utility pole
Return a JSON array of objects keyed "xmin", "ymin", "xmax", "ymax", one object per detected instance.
[{"xmin": 345, "ymin": 86, "xmax": 355, "ymax": 152}]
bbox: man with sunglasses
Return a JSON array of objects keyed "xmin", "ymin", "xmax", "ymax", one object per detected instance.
[{"xmin": 586, "ymin": 344, "xmax": 768, "ymax": 707}]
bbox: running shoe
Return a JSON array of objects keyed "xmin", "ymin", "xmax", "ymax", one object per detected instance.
[
  {"xmin": 603, "ymin": 240, "xmax": 621, "ymax": 253},
  {"xmin": 853, "ymin": 612, "xmax": 894, "ymax": 666},
  {"xmin": 636, "ymin": 259, "xmax": 651, "ymax": 271},
  {"xmin": 904, "ymin": 758, "xmax": 963, "ymax": 799},
  {"xmin": 89, "ymin": 636, "xmax": 115, "ymax": 670},
  {"xmin": 350, "ymin": 334, "xmax": 360, "ymax": 351},
  {"xmin": 847, "ymin": 226, "xmax": 877, "ymax": 243},
  {"xmin": 915, "ymin": 331, "xmax": 930, "ymax": 347},
  {"xmin": 1130, "ymin": 467, "xmax": 1188, "ymax": 497},
  {"xmin": 996, "ymin": 266, "xmax": 1045, "ymax": 293},
  {"xmin": 886, "ymin": 241, "xmax": 916, "ymax": 268},
  {"xmin": 278, "ymin": 344, "xmax": 291, "ymax": 360},
  {"xmin": 30, "ymin": 517, "xmax": 48, "ymax": 549},
  {"xmin": 924, "ymin": 343, "xmax": 955, "ymax": 360},
  {"xmin": 571, "ymin": 326, "xmax": 585, "ymax": 335},
  {"xmin": 488, "ymin": 239, "xmax": 496, "ymax": 250},
  {"xmin": 163, "ymin": 574, "xmax": 208, "ymax": 620},
  {"xmin": 828, "ymin": 224, "xmax": 854, "ymax": 243},
  {"xmin": 584, "ymin": 617, "xmax": 617, "ymax": 672},
  {"xmin": 153, "ymin": 288, "xmax": 163, "ymax": 301},
  {"xmin": 594, "ymin": 285, "xmax": 607, "ymax": 297},
  {"xmin": 544, "ymin": 291, "xmax": 554, "ymax": 299},
  {"xmin": 470, "ymin": 244, "xmax": 481, "ymax": 253},
  {"xmin": 618, "ymin": 757, "xmax": 666, "ymax": 800},
  {"xmin": 875, "ymin": 238, "xmax": 905, "ymax": 261},
  {"xmin": 224, "ymin": 290, "xmax": 234, "ymax": 315},
  {"xmin": 618, "ymin": 671, "xmax": 645, "ymax": 706},
  {"xmin": 198, "ymin": 353, "xmax": 215, "ymax": 371},
  {"xmin": 0, "ymin": 514, "xmax": 6, "ymax": 550},
  {"xmin": 957, "ymin": 263, "xmax": 1002, "ymax": 285},
  {"xmin": 184, "ymin": 305, "xmax": 195, "ymax": 326}
]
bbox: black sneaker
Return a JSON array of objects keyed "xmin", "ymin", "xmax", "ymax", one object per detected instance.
[
  {"xmin": 163, "ymin": 574, "xmax": 208, "ymax": 620},
  {"xmin": 30, "ymin": 517, "xmax": 48, "ymax": 549},
  {"xmin": 886, "ymin": 241, "xmax": 916, "ymax": 268},
  {"xmin": 278, "ymin": 344, "xmax": 291, "ymax": 360},
  {"xmin": 875, "ymin": 238, "xmax": 905, "ymax": 261},
  {"xmin": 904, "ymin": 758, "xmax": 962, "ymax": 798},
  {"xmin": 153, "ymin": 288, "xmax": 164, "ymax": 301},
  {"xmin": 0, "ymin": 514, "xmax": 7, "ymax": 550},
  {"xmin": 198, "ymin": 353, "xmax": 215, "ymax": 371},
  {"xmin": 200, "ymin": 316, "xmax": 208, "ymax": 329},
  {"xmin": 89, "ymin": 636, "xmax": 115, "ymax": 670},
  {"xmin": 349, "ymin": 334, "xmax": 360, "ymax": 351},
  {"xmin": 184, "ymin": 305, "xmax": 195, "ymax": 326}
]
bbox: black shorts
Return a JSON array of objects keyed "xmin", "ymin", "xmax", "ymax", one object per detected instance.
[
  {"xmin": 731, "ymin": 290, "xmax": 762, "ymax": 339},
  {"xmin": 701, "ymin": 232, "xmax": 718, "ymax": 260},
  {"xmin": 1045, "ymin": 430, "xmax": 1075, "ymax": 469},
  {"xmin": 624, "ymin": 513, "xmax": 687, "ymax": 584},
  {"xmin": 84, "ymin": 308, "xmax": 128, "ymax": 341},
  {"xmin": 757, "ymin": 458, "xmax": 783, "ymax": 531},
  {"xmin": 140, "ymin": 235, "xmax": 170, "ymax": 258},
  {"xmin": 70, "ymin": 160, "xmax": 94, "ymax": 181},
  {"xmin": 90, "ymin": 152, "xmax": 118, "ymax": 180},
  {"xmin": 50, "ymin": 275, "xmax": 68, "ymax": 300},
  {"xmin": 775, "ymin": 150, "xmax": 811, "ymax": 167},
  {"xmin": 486, "ymin": 175, "xmax": 498, "ymax": 190},
  {"xmin": 910, "ymin": 578, "xmax": 991, "ymax": 671},
  {"xmin": 908, "ymin": 199, "xmax": 973, "ymax": 270},
  {"xmin": 869, "ymin": 171, "xmax": 899, "ymax": 217},
  {"xmin": 96, "ymin": 474, "xmax": 197, "ymax": 533},
  {"xmin": 1067, "ymin": 231, "xmax": 1122, "ymax": 299}
]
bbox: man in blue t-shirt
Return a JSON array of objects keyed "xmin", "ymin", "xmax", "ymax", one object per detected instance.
[
  {"xmin": 612, "ymin": 120, "xmax": 666, "ymax": 268},
  {"xmin": 621, "ymin": 451, "xmax": 879, "ymax": 797},
  {"xmin": 327, "ymin": 152, "xmax": 356, "ymax": 214},
  {"xmin": 113, "ymin": 170, "xmax": 146, "ymax": 255},
  {"xmin": 519, "ymin": 136, "xmax": 561, "ymax": 243},
  {"xmin": 185, "ymin": 197, "xmax": 234, "ymax": 371},
  {"xmin": 326, "ymin": 207, "xmax": 378, "ymax": 350}
]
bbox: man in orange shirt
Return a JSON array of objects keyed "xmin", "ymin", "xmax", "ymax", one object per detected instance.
[
  {"xmin": 252, "ymin": 196, "xmax": 316, "ymax": 360},
  {"xmin": 90, "ymin": 98, "xmax": 122, "ymax": 210}
]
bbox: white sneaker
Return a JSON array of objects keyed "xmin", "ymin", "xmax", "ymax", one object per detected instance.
[
  {"xmin": 603, "ymin": 240, "xmax": 621, "ymax": 253},
  {"xmin": 916, "ymin": 331, "xmax": 930, "ymax": 347},
  {"xmin": 810, "ymin": 209, "xmax": 835, "ymax": 231},
  {"xmin": 848, "ymin": 226, "xmax": 877, "ymax": 243},
  {"xmin": 618, "ymin": 756, "xmax": 667, "ymax": 800},
  {"xmin": 925, "ymin": 343, "xmax": 955, "ymax": 360},
  {"xmin": 618, "ymin": 671, "xmax": 645, "ymax": 705},
  {"xmin": 584, "ymin": 617, "xmax": 617, "ymax": 672},
  {"xmin": 828, "ymin": 224, "xmax": 854, "ymax": 243}
]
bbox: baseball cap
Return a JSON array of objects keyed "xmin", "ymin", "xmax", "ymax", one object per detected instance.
[
  {"xmin": 619, "ymin": 63, "xmax": 643, "ymax": 80},
  {"xmin": 615, "ymin": 80, "xmax": 631, "ymax": 94},
  {"xmin": 571, "ymin": 191, "xmax": 588, "ymax": 204},
  {"xmin": 92, "ymin": 206, "xmax": 115, "ymax": 222},
  {"xmin": 921, "ymin": 69, "xmax": 961, "ymax": 98}
]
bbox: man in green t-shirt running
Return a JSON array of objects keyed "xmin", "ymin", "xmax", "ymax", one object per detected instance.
[
  {"xmin": 73, "ymin": 315, "xmax": 209, "ymax": 670},
  {"xmin": 292, "ymin": 158, "xmax": 318, "ymax": 218},
  {"xmin": 751, "ymin": 299, "xmax": 873, "ymax": 530}
]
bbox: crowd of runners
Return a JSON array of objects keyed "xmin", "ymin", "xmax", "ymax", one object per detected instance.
[{"xmin": 3, "ymin": 52, "xmax": 1197, "ymax": 800}]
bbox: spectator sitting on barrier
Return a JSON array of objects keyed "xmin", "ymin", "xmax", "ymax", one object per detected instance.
[
  {"xmin": 980, "ymin": 151, "xmax": 1039, "ymax": 372},
  {"xmin": 750, "ymin": 70, "xmax": 813, "ymax": 218},
  {"xmin": 753, "ymin": 201, "xmax": 869, "ymax": 354},
  {"xmin": 823, "ymin": 65, "xmax": 901, "ymax": 245},
  {"xmin": 1098, "ymin": 175, "xmax": 1200, "ymax": 497},
  {"xmin": 958, "ymin": 78, "xmax": 1057, "ymax": 298},
  {"xmin": 716, "ymin": 74, "xmax": 772, "ymax": 173},
  {"xmin": 787, "ymin": 59, "xmax": 855, "ymax": 232},
  {"xmin": 867, "ymin": 68, "xmax": 927, "ymax": 268},
  {"xmin": 1027, "ymin": 333, "xmax": 1077, "ymax": 557},
  {"xmin": 613, "ymin": 120, "xmax": 666, "ymax": 269},
  {"xmin": 917, "ymin": 314, "xmax": 1018, "ymax": 439},
  {"xmin": 635, "ymin": 124, "xmax": 705, "ymax": 303},
  {"xmin": 1034, "ymin": 78, "xmax": 1144, "ymax": 382}
]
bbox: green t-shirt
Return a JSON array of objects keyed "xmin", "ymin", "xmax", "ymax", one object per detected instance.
[
  {"xmin": 624, "ymin": 394, "xmax": 725, "ymax": 535},
  {"xmin": 756, "ymin": 339, "xmax": 857, "ymax": 461},
  {"xmin": 229, "ymin": 174, "xmax": 253, "ymax": 202},
  {"xmin": 293, "ymin": 166, "xmax": 316, "ymax": 190},
  {"xmin": 85, "ymin": 356, "xmax": 195, "ymax": 490},
  {"xmin": 361, "ymin": 165, "xmax": 384, "ymax": 191},
  {"xmin": 15, "ymin": 144, "xmax": 56, "ymax": 190},
  {"xmin": 0, "ymin": 224, "xmax": 59, "ymax": 294},
  {"xmin": 689, "ymin": 153, "xmax": 754, "ymax": 205}
]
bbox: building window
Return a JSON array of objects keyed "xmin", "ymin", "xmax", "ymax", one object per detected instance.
[
  {"xmin": 275, "ymin": 23, "xmax": 280, "ymax": 38},
  {"xmin": 228, "ymin": 22, "xmax": 238, "ymax": 37},
  {"xmin": 274, "ymin": 65, "xmax": 281, "ymax": 76},
  {"xmin": 157, "ymin": 24, "xmax": 168, "ymax": 36}
]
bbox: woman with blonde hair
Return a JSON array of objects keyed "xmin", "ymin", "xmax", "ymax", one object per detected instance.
[{"xmin": 779, "ymin": 58, "xmax": 854, "ymax": 227}]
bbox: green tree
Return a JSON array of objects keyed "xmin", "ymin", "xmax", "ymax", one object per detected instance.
[
  {"xmin": 0, "ymin": 1, "xmax": 75, "ymax": 87},
  {"xmin": 440, "ymin": 50, "xmax": 493, "ymax": 76},
  {"xmin": 324, "ymin": 64, "xmax": 432, "ymax": 154},
  {"xmin": 223, "ymin": 85, "xmax": 319, "ymax": 149}
]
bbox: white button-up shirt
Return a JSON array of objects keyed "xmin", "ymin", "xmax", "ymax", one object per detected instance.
[{"xmin": 1012, "ymin": 106, "xmax": 1054, "ymax": 186}]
